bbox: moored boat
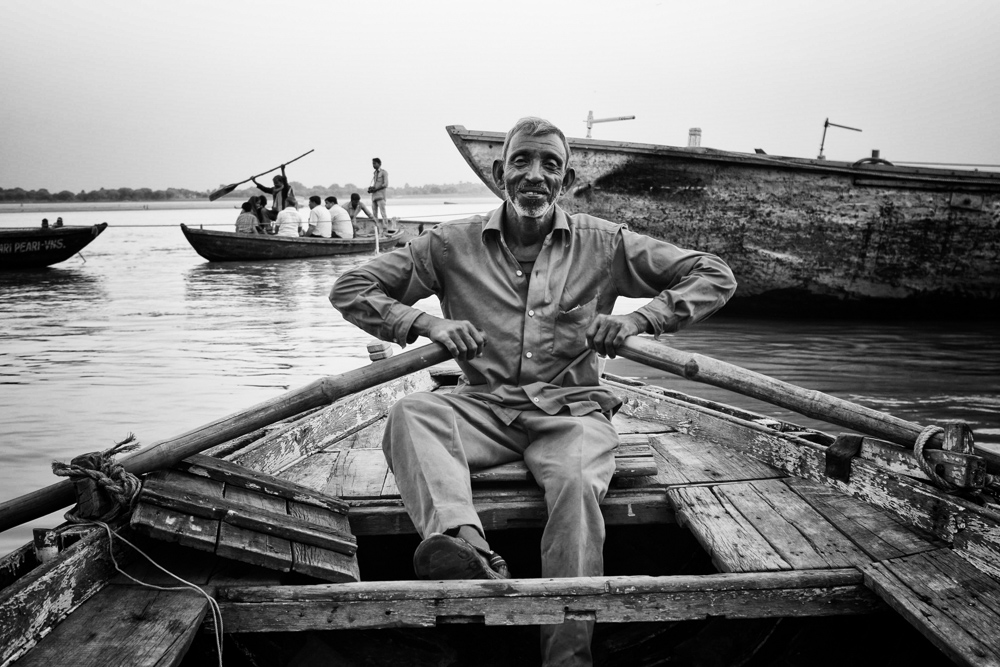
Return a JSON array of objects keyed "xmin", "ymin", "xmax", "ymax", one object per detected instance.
[
  {"xmin": 180, "ymin": 224, "xmax": 407, "ymax": 262},
  {"xmin": 0, "ymin": 223, "xmax": 109, "ymax": 270},
  {"xmin": 1, "ymin": 340, "xmax": 999, "ymax": 665},
  {"xmin": 447, "ymin": 125, "xmax": 1000, "ymax": 318}
]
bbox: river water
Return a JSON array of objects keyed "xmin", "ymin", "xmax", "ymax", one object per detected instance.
[{"xmin": 1, "ymin": 199, "xmax": 998, "ymax": 555}]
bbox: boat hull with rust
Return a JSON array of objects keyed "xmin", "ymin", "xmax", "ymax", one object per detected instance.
[{"xmin": 447, "ymin": 125, "xmax": 1000, "ymax": 317}]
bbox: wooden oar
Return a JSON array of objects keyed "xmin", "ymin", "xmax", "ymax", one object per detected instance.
[
  {"xmin": 208, "ymin": 149, "xmax": 315, "ymax": 202},
  {"xmin": 616, "ymin": 336, "xmax": 999, "ymax": 472},
  {"xmin": 0, "ymin": 343, "xmax": 450, "ymax": 534}
]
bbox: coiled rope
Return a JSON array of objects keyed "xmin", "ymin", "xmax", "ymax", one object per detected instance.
[
  {"xmin": 912, "ymin": 425, "xmax": 960, "ymax": 493},
  {"xmin": 51, "ymin": 434, "xmax": 143, "ymax": 523}
]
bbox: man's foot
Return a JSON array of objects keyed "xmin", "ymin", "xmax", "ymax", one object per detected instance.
[{"xmin": 413, "ymin": 533, "xmax": 510, "ymax": 580}]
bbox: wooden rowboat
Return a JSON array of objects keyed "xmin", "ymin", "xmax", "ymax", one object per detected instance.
[
  {"xmin": 0, "ymin": 223, "xmax": 108, "ymax": 270},
  {"xmin": 180, "ymin": 224, "xmax": 406, "ymax": 261},
  {"xmin": 447, "ymin": 125, "xmax": 1000, "ymax": 318},
  {"xmin": 2, "ymin": 339, "xmax": 999, "ymax": 666}
]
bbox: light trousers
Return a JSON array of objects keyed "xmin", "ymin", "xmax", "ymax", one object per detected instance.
[{"xmin": 383, "ymin": 391, "xmax": 618, "ymax": 667}]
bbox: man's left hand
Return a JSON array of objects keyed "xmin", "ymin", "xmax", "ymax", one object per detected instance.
[{"xmin": 586, "ymin": 313, "xmax": 646, "ymax": 358}]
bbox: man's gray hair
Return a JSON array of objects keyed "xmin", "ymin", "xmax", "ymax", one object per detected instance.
[{"xmin": 501, "ymin": 117, "xmax": 571, "ymax": 165}]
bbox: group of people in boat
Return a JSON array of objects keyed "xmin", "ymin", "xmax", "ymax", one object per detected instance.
[
  {"xmin": 40, "ymin": 217, "xmax": 64, "ymax": 228},
  {"xmin": 235, "ymin": 158, "xmax": 395, "ymax": 239}
]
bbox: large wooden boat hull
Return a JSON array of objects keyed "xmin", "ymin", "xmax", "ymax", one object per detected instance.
[
  {"xmin": 3, "ymin": 348, "xmax": 999, "ymax": 665},
  {"xmin": 0, "ymin": 223, "xmax": 108, "ymax": 270},
  {"xmin": 180, "ymin": 224, "xmax": 405, "ymax": 261},
  {"xmin": 447, "ymin": 126, "xmax": 1000, "ymax": 317}
]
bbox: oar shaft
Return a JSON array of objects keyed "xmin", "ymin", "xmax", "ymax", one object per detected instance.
[
  {"xmin": 617, "ymin": 337, "xmax": 938, "ymax": 450},
  {"xmin": 0, "ymin": 343, "xmax": 450, "ymax": 534},
  {"xmin": 248, "ymin": 149, "xmax": 315, "ymax": 182}
]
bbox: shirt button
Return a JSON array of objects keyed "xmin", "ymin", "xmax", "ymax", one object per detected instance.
[
  {"xmin": 525, "ymin": 352, "xmax": 532, "ymax": 358},
  {"xmin": 516, "ymin": 270, "xmax": 523, "ymax": 277},
  {"xmin": 528, "ymin": 310, "xmax": 534, "ymax": 317},
  {"xmin": 533, "ymin": 397, "xmax": 540, "ymax": 403}
]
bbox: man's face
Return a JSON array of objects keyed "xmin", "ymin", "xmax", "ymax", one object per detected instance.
[
  {"xmin": 372, "ymin": 160, "xmax": 380, "ymax": 170},
  {"xmin": 309, "ymin": 201, "xmax": 318, "ymax": 209},
  {"xmin": 325, "ymin": 201, "xmax": 334, "ymax": 209},
  {"xmin": 498, "ymin": 131, "xmax": 571, "ymax": 221}
]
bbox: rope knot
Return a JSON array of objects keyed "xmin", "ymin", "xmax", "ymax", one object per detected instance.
[{"xmin": 52, "ymin": 434, "xmax": 143, "ymax": 523}]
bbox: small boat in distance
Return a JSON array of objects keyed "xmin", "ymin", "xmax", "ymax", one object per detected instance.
[
  {"xmin": 180, "ymin": 224, "xmax": 406, "ymax": 262},
  {"xmin": 447, "ymin": 125, "xmax": 1000, "ymax": 318},
  {"xmin": 0, "ymin": 223, "xmax": 109, "ymax": 270}
]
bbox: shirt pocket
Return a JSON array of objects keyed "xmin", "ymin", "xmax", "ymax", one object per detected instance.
[{"xmin": 551, "ymin": 296, "xmax": 597, "ymax": 357}]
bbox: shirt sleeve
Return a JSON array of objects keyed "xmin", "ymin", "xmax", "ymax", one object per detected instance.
[
  {"xmin": 330, "ymin": 232, "xmax": 441, "ymax": 346},
  {"xmin": 611, "ymin": 227, "xmax": 737, "ymax": 335}
]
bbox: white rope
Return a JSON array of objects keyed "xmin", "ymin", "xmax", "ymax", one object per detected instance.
[
  {"xmin": 912, "ymin": 425, "xmax": 959, "ymax": 493},
  {"xmin": 60, "ymin": 521, "xmax": 225, "ymax": 666}
]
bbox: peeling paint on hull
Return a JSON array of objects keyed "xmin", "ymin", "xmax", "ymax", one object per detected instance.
[{"xmin": 448, "ymin": 126, "xmax": 1000, "ymax": 317}]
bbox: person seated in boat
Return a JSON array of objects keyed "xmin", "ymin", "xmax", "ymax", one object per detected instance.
[
  {"xmin": 304, "ymin": 195, "xmax": 333, "ymax": 238},
  {"xmin": 331, "ymin": 116, "xmax": 737, "ymax": 667},
  {"xmin": 274, "ymin": 197, "xmax": 302, "ymax": 238},
  {"xmin": 250, "ymin": 195, "xmax": 273, "ymax": 234},
  {"xmin": 54, "ymin": 217, "xmax": 64, "ymax": 228},
  {"xmin": 324, "ymin": 196, "xmax": 354, "ymax": 239},
  {"xmin": 345, "ymin": 192, "xmax": 376, "ymax": 237},
  {"xmin": 40, "ymin": 218, "xmax": 49, "ymax": 228},
  {"xmin": 251, "ymin": 165, "xmax": 294, "ymax": 222},
  {"xmin": 235, "ymin": 201, "xmax": 263, "ymax": 234}
]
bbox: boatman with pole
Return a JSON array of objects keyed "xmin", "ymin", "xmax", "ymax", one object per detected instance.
[{"xmin": 331, "ymin": 117, "xmax": 736, "ymax": 666}]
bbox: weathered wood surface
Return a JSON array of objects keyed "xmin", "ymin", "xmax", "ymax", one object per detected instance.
[
  {"xmin": 289, "ymin": 501, "xmax": 361, "ymax": 583},
  {"xmin": 0, "ymin": 344, "xmax": 450, "ymax": 534},
  {"xmin": 447, "ymin": 125, "xmax": 1000, "ymax": 315},
  {"xmin": 0, "ymin": 524, "xmax": 130, "ymax": 667},
  {"xmin": 617, "ymin": 337, "xmax": 1000, "ymax": 476},
  {"xmin": 864, "ymin": 549, "xmax": 1000, "ymax": 667},
  {"xmin": 216, "ymin": 569, "xmax": 879, "ymax": 632},
  {"xmin": 610, "ymin": 378, "xmax": 1000, "ymax": 578},
  {"xmin": 12, "ymin": 585, "xmax": 208, "ymax": 667}
]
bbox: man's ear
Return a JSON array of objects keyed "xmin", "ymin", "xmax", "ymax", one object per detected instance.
[
  {"xmin": 561, "ymin": 167, "xmax": 576, "ymax": 192},
  {"xmin": 491, "ymin": 159, "xmax": 505, "ymax": 191}
]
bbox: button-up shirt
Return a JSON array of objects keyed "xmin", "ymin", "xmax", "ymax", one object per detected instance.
[{"xmin": 331, "ymin": 203, "xmax": 736, "ymax": 420}]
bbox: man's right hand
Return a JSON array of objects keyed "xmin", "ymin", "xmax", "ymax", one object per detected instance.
[{"xmin": 414, "ymin": 313, "xmax": 485, "ymax": 360}]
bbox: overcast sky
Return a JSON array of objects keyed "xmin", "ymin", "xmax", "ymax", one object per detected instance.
[{"xmin": 2, "ymin": 0, "xmax": 998, "ymax": 193}]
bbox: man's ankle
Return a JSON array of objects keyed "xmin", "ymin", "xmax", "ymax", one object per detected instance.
[{"xmin": 446, "ymin": 525, "xmax": 490, "ymax": 553}]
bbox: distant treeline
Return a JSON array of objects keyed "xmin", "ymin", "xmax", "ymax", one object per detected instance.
[{"xmin": 0, "ymin": 180, "xmax": 492, "ymax": 203}]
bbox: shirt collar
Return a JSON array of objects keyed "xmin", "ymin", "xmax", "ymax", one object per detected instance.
[{"xmin": 482, "ymin": 201, "xmax": 571, "ymax": 244}]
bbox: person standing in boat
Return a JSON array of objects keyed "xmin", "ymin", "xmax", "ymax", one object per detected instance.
[
  {"xmin": 251, "ymin": 164, "xmax": 294, "ymax": 222},
  {"xmin": 324, "ymin": 196, "xmax": 354, "ymax": 239},
  {"xmin": 304, "ymin": 196, "xmax": 333, "ymax": 238},
  {"xmin": 331, "ymin": 116, "xmax": 736, "ymax": 667},
  {"xmin": 345, "ymin": 192, "xmax": 376, "ymax": 237},
  {"xmin": 274, "ymin": 197, "xmax": 302, "ymax": 237},
  {"xmin": 367, "ymin": 157, "xmax": 391, "ymax": 235}
]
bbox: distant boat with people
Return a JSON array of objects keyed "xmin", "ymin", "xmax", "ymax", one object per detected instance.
[
  {"xmin": 447, "ymin": 125, "xmax": 1000, "ymax": 317},
  {"xmin": 0, "ymin": 223, "xmax": 108, "ymax": 270},
  {"xmin": 180, "ymin": 224, "xmax": 407, "ymax": 262}
]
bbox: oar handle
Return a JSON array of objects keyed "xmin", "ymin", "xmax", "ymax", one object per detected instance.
[
  {"xmin": 248, "ymin": 149, "xmax": 314, "ymax": 183},
  {"xmin": 0, "ymin": 342, "xmax": 450, "ymax": 534},
  {"xmin": 616, "ymin": 337, "xmax": 999, "ymax": 470}
]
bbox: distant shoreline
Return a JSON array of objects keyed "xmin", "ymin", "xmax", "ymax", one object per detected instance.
[{"xmin": 0, "ymin": 193, "xmax": 497, "ymax": 215}]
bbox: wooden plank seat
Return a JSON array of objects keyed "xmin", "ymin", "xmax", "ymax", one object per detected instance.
[
  {"xmin": 215, "ymin": 568, "xmax": 881, "ymax": 633},
  {"xmin": 131, "ymin": 457, "xmax": 359, "ymax": 583}
]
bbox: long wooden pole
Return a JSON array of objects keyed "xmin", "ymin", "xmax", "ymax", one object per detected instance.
[
  {"xmin": 616, "ymin": 337, "xmax": 999, "ymax": 471},
  {"xmin": 0, "ymin": 343, "xmax": 450, "ymax": 534}
]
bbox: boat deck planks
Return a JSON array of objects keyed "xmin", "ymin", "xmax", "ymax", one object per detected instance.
[
  {"xmin": 12, "ymin": 585, "xmax": 208, "ymax": 667},
  {"xmin": 864, "ymin": 548, "xmax": 1000, "ymax": 667}
]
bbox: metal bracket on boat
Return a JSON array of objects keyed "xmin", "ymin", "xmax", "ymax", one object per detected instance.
[{"xmin": 824, "ymin": 434, "xmax": 865, "ymax": 483}]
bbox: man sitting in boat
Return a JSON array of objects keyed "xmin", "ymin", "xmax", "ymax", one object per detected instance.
[
  {"xmin": 251, "ymin": 165, "xmax": 294, "ymax": 222},
  {"xmin": 274, "ymin": 197, "xmax": 302, "ymax": 237},
  {"xmin": 331, "ymin": 117, "xmax": 736, "ymax": 667},
  {"xmin": 324, "ymin": 196, "xmax": 354, "ymax": 239},
  {"xmin": 304, "ymin": 196, "xmax": 333, "ymax": 238},
  {"xmin": 235, "ymin": 201, "xmax": 264, "ymax": 234}
]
